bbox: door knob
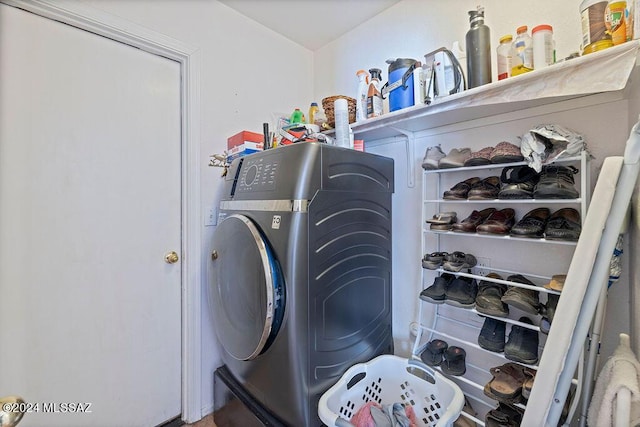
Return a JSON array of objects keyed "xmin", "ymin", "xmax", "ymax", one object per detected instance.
[{"xmin": 165, "ymin": 251, "xmax": 179, "ymax": 264}]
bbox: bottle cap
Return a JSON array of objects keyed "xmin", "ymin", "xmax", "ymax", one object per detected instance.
[
  {"xmin": 532, "ymin": 24, "xmax": 553, "ymax": 33},
  {"xmin": 516, "ymin": 25, "xmax": 528, "ymax": 34},
  {"xmin": 499, "ymin": 35, "xmax": 513, "ymax": 43},
  {"xmin": 356, "ymin": 69, "xmax": 368, "ymax": 77},
  {"xmin": 310, "ymin": 102, "xmax": 318, "ymax": 106}
]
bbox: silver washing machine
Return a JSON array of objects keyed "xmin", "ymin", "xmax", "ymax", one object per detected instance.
[{"xmin": 210, "ymin": 142, "xmax": 394, "ymax": 426}]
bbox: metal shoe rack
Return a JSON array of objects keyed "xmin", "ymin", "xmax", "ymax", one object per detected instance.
[{"xmin": 412, "ymin": 150, "xmax": 590, "ymax": 425}]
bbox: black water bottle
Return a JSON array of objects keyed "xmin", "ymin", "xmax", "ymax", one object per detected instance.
[{"xmin": 466, "ymin": 6, "xmax": 491, "ymax": 89}]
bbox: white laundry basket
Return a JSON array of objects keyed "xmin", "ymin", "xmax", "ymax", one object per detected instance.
[{"xmin": 318, "ymin": 355, "xmax": 465, "ymax": 427}]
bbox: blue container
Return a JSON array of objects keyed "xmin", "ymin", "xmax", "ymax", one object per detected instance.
[{"xmin": 386, "ymin": 58, "xmax": 417, "ymax": 112}]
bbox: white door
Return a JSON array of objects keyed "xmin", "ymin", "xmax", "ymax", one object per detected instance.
[{"xmin": 0, "ymin": 4, "xmax": 182, "ymax": 427}]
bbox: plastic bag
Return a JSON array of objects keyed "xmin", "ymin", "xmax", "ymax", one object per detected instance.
[{"xmin": 520, "ymin": 124, "xmax": 588, "ymax": 172}]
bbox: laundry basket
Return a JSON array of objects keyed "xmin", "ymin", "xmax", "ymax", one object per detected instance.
[{"xmin": 318, "ymin": 355, "xmax": 464, "ymax": 427}]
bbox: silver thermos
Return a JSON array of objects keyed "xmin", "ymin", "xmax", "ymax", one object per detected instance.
[{"xmin": 466, "ymin": 6, "xmax": 491, "ymax": 89}]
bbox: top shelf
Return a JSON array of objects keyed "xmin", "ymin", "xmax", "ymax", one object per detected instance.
[{"xmin": 334, "ymin": 41, "xmax": 640, "ymax": 142}]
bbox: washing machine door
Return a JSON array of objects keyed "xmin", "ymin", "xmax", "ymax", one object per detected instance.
[{"xmin": 210, "ymin": 213, "xmax": 285, "ymax": 361}]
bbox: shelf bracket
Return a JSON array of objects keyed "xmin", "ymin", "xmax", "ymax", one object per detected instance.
[{"xmin": 389, "ymin": 126, "xmax": 416, "ymax": 188}]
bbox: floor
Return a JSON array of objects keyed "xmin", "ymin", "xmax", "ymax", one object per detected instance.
[{"xmin": 186, "ymin": 414, "xmax": 216, "ymax": 427}]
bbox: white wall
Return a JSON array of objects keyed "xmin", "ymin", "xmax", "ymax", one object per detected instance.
[{"xmin": 80, "ymin": 0, "xmax": 313, "ymax": 418}]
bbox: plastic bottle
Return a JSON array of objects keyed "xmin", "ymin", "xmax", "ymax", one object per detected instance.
[
  {"xmin": 465, "ymin": 5, "xmax": 492, "ymax": 89},
  {"xmin": 308, "ymin": 102, "xmax": 319, "ymax": 125},
  {"xmin": 511, "ymin": 26, "xmax": 533, "ymax": 76},
  {"xmin": 290, "ymin": 108, "xmax": 304, "ymax": 124},
  {"xmin": 497, "ymin": 34, "xmax": 513, "ymax": 80},
  {"xmin": 413, "ymin": 62, "xmax": 425, "ymax": 106},
  {"xmin": 532, "ymin": 25, "xmax": 555, "ymax": 69},
  {"xmin": 334, "ymin": 98, "xmax": 350, "ymax": 148},
  {"xmin": 366, "ymin": 68, "xmax": 383, "ymax": 118},
  {"xmin": 355, "ymin": 70, "xmax": 369, "ymax": 122}
]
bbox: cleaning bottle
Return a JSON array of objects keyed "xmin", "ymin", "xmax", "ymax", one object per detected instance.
[
  {"xmin": 355, "ymin": 69, "xmax": 369, "ymax": 121},
  {"xmin": 290, "ymin": 108, "xmax": 304, "ymax": 124},
  {"xmin": 465, "ymin": 5, "xmax": 492, "ymax": 89},
  {"xmin": 308, "ymin": 102, "xmax": 319, "ymax": 125},
  {"xmin": 366, "ymin": 68, "xmax": 383, "ymax": 118}
]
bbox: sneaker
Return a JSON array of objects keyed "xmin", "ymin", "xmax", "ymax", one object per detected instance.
[
  {"xmin": 443, "ymin": 251, "xmax": 478, "ymax": 272},
  {"xmin": 544, "ymin": 208, "xmax": 581, "ymax": 241},
  {"xmin": 478, "ymin": 317, "xmax": 506, "ymax": 352},
  {"xmin": 476, "ymin": 273, "xmax": 509, "ymax": 317},
  {"xmin": 533, "ymin": 165, "xmax": 579, "ymax": 199},
  {"xmin": 420, "ymin": 274, "xmax": 455, "ymax": 304},
  {"xmin": 421, "ymin": 145, "xmax": 446, "ymax": 170},
  {"xmin": 443, "ymin": 177, "xmax": 481, "ymax": 200},
  {"xmin": 510, "ymin": 207, "xmax": 551, "ymax": 238},
  {"xmin": 464, "ymin": 146, "xmax": 494, "ymax": 167},
  {"xmin": 445, "ymin": 276, "xmax": 478, "ymax": 308},
  {"xmin": 490, "ymin": 141, "xmax": 524, "ymax": 164},
  {"xmin": 501, "ymin": 275, "xmax": 541, "ymax": 315},
  {"xmin": 439, "ymin": 148, "xmax": 472, "ymax": 168},
  {"xmin": 498, "ymin": 165, "xmax": 540, "ymax": 199},
  {"xmin": 467, "ymin": 176, "xmax": 501, "ymax": 200},
  {"xmin": 504, "ymin": 317, "xmax": 539, "ymax": 365}
]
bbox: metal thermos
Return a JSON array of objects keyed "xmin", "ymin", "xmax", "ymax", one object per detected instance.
[{"xmin": 465, "ymin": 6, "xmax": 491, "ymax": 89}]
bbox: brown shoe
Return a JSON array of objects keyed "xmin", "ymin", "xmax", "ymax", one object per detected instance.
[
  {"xmin": 476, "ymin": 208, "xmax": 516, "ymax": 234},
  {"xmin": 452, "ymin": 208, "xmax": 496, "ymax": 233},
  {"xmin": 468, "ymin": 176, "xmax": 501, "ymax": 200},
  {"xmin": 443, "ymin": 177, "xmax": 481, "ymax": 200},
  {"xmin": 484, "ymin": 362, "xmax": 527, "ymax": 403}
]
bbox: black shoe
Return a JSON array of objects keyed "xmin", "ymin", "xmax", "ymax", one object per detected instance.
[
  {"xmin": 540, "ymin": 293, "xmax": 560, "ymax": 334},
  {"xmin": 476, "ymin": 273, "xmax": 509, "ymax": 317},
  {"xmin": 485, "ymin": 402, "xmax": 524, "ymax": 427},
  {"xmin": 510, "ymin": 207, "xmax": 551, "ymax": 238},
  {"xmin": 478, "ymin": 317, "xmax": 506, "ymax": 352},
  {"xmin": 420, "ymin": 274, "xmax": 455, "ymax": 304},
  {"xmin": 544, "ymin": 208, "xmax": 582, "ymax": 241},
  {"xmin": 441, "ymin": 346, "xmax": 466, "ymax": 376},
  {"xmin": 533, "ymin": 165, "xmax": 579, "ymax": 199},
  {"xmin": 498, "ymin": 165, "xmax": 539, "ymax": 199},
  {"xmin": 504, "ymin": 317, "xmax": 539, "ymax": 365},
  {"xmin": 445, "ymin": 276, "xmax": 478, "ymax": 308},
  {"xmin": 501, "ymin": 275, "xmax": 541, "ymax": 315},
  {"xmin": 420, "ymin": 339, "xmax": 448, "ymax": 366}
]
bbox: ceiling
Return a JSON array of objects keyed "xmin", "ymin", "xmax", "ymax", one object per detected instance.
[{"xmin": 218, "ymin": 0, "xmax": 402, "ymax": 51}]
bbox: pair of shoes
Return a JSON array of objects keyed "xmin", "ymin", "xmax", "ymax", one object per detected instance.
[
  {"xmin": 426, "ymin": 211, "xmax": 457, "ymax": 231},
  {"xmin": 478, "ymin": 317, "xmax": 507, "ymax": 352},
  {"xmin": 504, "ymin": 317, "xmax": 539, "ymax": 365},
  {"xmin": 501, "ymin": 275, "xmax": 541, "ymax": 315},
  {"xmin": 443, "ymin": 251, "xmax": 478, "ymax": 272},
  {"xmin": 498, "ymin": 165, "xmax": 540, "ymax": 199},
  {"xmin": 439, "ymin": 148, "xmax": 472, "ymax": 168},
  {"xmin": 421, "ymin": 145, "xmax": 446, "ymax": 170},
  {"xmin": 420, "ymin": 274, "xmax": 478, "ymax": 308},
  {"xmin": 465, "ymin": 142, "xmax": 525, "ymax": 166},
  {"xmin": 443, "ymin": 176, "xmax": 501, "ymax": 199},
  {"xmin": 510, "ymin": 207, "xmax": 582, "ymax": 240},
  {"xmin": 421, "ymin": 251, "xmax": 448, "ymax": 270},
  {"xmin": 484, "ymin": 362, "xmax": 529, "ymax": 404},
  {"xmin": 533, "ymin": 165, "xmax": 579, "ymax": 199},
  {"xmin": 475, "ymin": 273, "xmax": 509, "ymax": 317},
  {"xmin": 420, "ymin": 340, "xmax": 467, "ymax": 376},
  {"xmin": 452, "ymin": 208, "xmax": 516, "ymax": 234},
  {"xmin": 485, "ymin": 402, "xmax": 524, "ymax": 426}
]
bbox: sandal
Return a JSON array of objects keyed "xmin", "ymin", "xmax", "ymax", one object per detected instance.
[
  {"xmin": 485, "ymin": 362, "xmax": 527, "ymax": 403},
  {"xmin": 441, "ymin": 346, "xmax": 466, "ymax": 376},
  {"xmin": 420, "ymin": 339, "xmax": 448, "ymax": 366},
  {"xmin": 422, "ymin": 252, "xmax": 448, "ymax": 270}
]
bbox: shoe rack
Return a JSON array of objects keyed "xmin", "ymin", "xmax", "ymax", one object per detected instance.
[{"xmin": 413, "ymin": 150, "xmax": 590, "ymax": 425}]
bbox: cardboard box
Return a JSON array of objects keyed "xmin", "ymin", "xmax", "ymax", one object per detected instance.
[{"xmin": 227, "ymin": 130, "xmax": 265, "ymax": 150}]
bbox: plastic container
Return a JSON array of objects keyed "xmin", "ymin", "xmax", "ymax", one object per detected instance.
[
  {"xmin": 581, "ymin": 0, "xmax": 609, "ymax": 47},
  {"xmin": 355, "ymin": 70, "xmax": 369, "ymax": 122},
  {"xmin": 413, "ymin": 62, "xmax": 425, "ymax": 106},
  {"xmin": 386, "ymin": 58, "xmax": 417, "ymax": 112},
  {"xmin": 334, "ymin": 98, "xmax": 350, "ymax": 148},
  {"xmin": 497, "ymin": 34, "xmax": 513, "ymax": 80},
  {"xmin": 532, "ymin": 24, "xmax": 555, "ymax": 69},
  {"xmin": 318, "ymin": 355, "xmax": 465, "ymax": 427},
  {"xmin": 511, "ymin": 25, "xmax": 533, "ymax": 76},
  {"xmin": 465, "ymin": 6, "xmax": 492, "ymax": 89},
  {"xmin": 366, "ymin": 68, "xmax": 383, "ymax": 118},
  {"xmin": 308, "ymin": 102, "xmax": 319, "ymax": 125},
  {"xmin": 606, "ymin": 1, "xmax": 628, "ymax": 45}
]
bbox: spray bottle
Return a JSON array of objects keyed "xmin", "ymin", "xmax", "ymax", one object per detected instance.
[
  {"xmin": 355, "ymin": 70, "xmax": 369, "ymax": 121},
  {"xmin": 366, "ymin": 68, "xmax": 383, "ymax": 118}
]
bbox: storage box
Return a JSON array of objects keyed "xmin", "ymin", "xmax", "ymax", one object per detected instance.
[{"xmin": 227, "ymin": 130, "xmax": 265, "ymax": 150}]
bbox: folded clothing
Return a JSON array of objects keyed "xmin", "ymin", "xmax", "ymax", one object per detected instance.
[{"xmin": 351, "ymin": 401, "xmax": 418, "ymax": 427}]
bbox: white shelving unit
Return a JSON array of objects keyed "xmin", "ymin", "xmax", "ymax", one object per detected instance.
[{"xmin": 413, "ymin": 151, "xmax": 590, "ymax": 425}]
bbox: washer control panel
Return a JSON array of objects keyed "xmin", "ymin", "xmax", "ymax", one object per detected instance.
[{"xmin": 236, "ymin": 156, "xmax": 279, "ymax": 193}]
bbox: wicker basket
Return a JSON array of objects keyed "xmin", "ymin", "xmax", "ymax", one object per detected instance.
[{"xmin": 322, "ymin": 95, "xmax": 357, "ymax": 128}]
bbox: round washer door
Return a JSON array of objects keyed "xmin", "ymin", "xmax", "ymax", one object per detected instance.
[{"xmin": 210, "ymin": 214, "xmax": 285, "ymax": 361}]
